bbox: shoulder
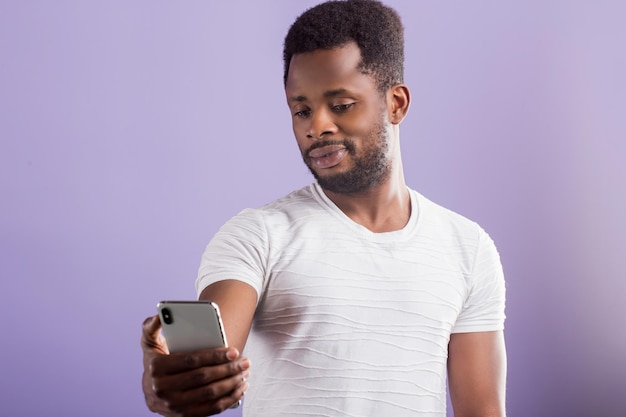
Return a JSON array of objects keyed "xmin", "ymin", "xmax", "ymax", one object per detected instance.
[
  {"xmin": 412, "ymin": 190, "xmax": 486, "ymax": 239},
  {"xmin": 411, "ymin": 190, "xmax": 500, "ymax": 274},
  {"xmin": 258, "ymin": 184, "xmax": 319, "ymax": 215},
  {"xmin": 221, "ymin": 184, "xmax": 322, "ymax": 232}
]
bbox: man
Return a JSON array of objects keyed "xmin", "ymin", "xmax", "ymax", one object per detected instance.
[{"xmin": 141, "ymin": 1, "xmax": 507, "ymax": 416}]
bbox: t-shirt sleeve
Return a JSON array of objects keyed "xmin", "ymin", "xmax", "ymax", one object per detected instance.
[
  {"xmin": 195, "ymin": 208, "xmax": 268, "ymax": 300},
  {"xmin": 452, "ymin": 228, "xmax": 506, "ymax": 333}
]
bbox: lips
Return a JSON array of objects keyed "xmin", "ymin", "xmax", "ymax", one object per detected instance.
[{"xmin": 307, "ymin": 145, "xmax": 348, "ymax": 169}]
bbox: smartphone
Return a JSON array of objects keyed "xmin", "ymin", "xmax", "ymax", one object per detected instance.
[
  {"xmin": 157, "ymin": 300, "xmax": 241, "ymax": 409},
  {"xmin": 157, "ymin": 300, "xmax": 229, "ymax": 353}
]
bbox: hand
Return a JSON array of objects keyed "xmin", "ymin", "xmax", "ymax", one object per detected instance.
[{"xmin": 141, "ymin": 315, "xmax": 250, "ymax": 417}]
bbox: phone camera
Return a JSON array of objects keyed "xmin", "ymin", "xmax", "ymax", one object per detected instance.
[{"xmin": 161, "ymin": 308, "xmax": 173, "ymax": 325}]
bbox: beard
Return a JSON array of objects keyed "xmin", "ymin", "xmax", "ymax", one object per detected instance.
[{"xmin": 302, "ymin": 119, "xmax": 391, "ymax": 194}]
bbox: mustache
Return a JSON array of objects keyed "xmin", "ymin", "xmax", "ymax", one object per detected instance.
[{"xmin": 305, "ymin": 139, "xmax": 356, "ymax": 156}]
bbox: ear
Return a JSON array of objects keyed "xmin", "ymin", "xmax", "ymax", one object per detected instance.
[{"xmin": 386, "ymin": 84, "xmax": 411, "ymax": 125}]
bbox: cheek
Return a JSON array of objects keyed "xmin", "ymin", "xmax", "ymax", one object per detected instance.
[
  {"xmin": 342, "ymin": 117, "xmax": 377, "ymax": 140},
  {"xmin": 343, "ymin": 105, "xmax": 383, "ymax": 135}
]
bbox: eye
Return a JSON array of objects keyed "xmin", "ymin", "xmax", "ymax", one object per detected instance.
[
  {"xmin": 293, "ymin": 108, "xmax": 311, "ymax": 118},
  {"xmin": 331, "ymin": 103, "xmax": 354, "ymax": 113}
]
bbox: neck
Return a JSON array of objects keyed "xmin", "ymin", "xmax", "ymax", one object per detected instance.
[{"xmin": 322, "ymin": 159, "xmax": 410, "ymax": 233}]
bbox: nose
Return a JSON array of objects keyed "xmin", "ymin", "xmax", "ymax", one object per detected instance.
[{"xmin": 306, "ymin": 108, "xmax": 337, "ymax": 139}]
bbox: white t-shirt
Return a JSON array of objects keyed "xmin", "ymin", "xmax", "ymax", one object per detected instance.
[{"xmin": 196, "ymin": 183, "xmax": 505, "ymax": 417}]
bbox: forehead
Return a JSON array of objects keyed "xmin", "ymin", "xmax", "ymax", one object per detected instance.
[{"xmin": 285, "ymin": 42, "xmax": 377, "ymax": 97}]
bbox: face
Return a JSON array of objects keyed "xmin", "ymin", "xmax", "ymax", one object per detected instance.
[{"xmin": 285, "ymin": 42, "xmax": 393, "ymax": 194}]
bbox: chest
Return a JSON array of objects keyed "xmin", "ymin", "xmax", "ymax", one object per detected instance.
[{"xmin": 256, "ymin": 231, "xmax": 469, "ymax": 337}]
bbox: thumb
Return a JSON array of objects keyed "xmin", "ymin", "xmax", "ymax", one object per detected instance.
[{"xmin": 141, "ymin": 315, "xmax": 167, "ymax": 353}]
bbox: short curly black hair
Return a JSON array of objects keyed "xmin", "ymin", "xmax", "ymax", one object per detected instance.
[{"xmin": 283, "ymin": 0, "xmax": 404, "ymax": 92}]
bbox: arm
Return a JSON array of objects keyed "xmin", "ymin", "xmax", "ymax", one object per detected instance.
[
  {"xmin": 198, "ymin": 279, "xmax": 258, "ymax": 353},
  {"xmin": 141, "ymin": 280, "xmax": 257, "ymax": 416},
  {"xmin": 447, "ymin": 330, "xmax": 507, "ymax": 417}
]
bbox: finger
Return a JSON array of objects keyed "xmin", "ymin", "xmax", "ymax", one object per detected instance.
[
  {"xmin": 166, "ymin": 372, "xmax": 249, "ymax": 416},
  {"xmin": 154, "ymin": 356, "xmax": 250, "ymax": 393},
  {"xmin": 143, "ymin": 314, "xmax": 162, "ymax": 332},
  {"xmin": 141, "ymin": 315, "xmax": 168, "ymax": 354},
  {"xmin": 172, "ymin": 395, "xmax": 244, "ymax": 417},
  {"xmin": 150, "ymin": 347, "xmax": 241, "ymax": 376}
]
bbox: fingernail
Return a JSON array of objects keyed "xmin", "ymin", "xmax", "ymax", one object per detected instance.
[
  {"xmin": 226, "ymin": 348, "xmax": 239, "ymax": 360},
  {"xmin": 239, "ymin": 358, "xmax": 250, "ymax": 369}
]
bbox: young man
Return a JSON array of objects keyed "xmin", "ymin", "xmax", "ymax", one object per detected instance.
[{"xmin": 141, "ymin": 1, "xmax": 507, "ymax": 416}]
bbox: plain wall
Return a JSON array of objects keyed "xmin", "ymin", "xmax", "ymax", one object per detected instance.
[{"xmin": 1, "ymin": 1, "xmax": 624, "ymax": 416}]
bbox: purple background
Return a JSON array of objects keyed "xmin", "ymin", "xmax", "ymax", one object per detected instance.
[{"xmin": 1, "ymin": 1, "xmax": 625, "ymax": 416}]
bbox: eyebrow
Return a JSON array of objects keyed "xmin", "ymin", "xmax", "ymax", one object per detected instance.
[{"xmin": 288, "ymin": 88, "xmax": 350, "ymax": 102}]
